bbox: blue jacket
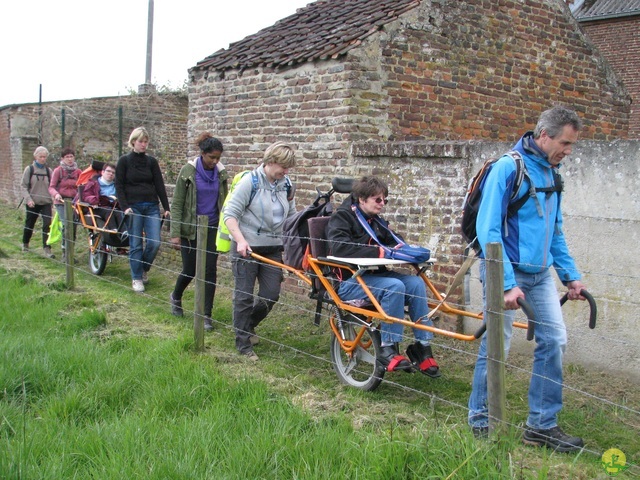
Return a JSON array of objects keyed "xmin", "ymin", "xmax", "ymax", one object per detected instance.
[{"xmin": 476, "ymin": 132, "xmax": 581, "ymax": 290}]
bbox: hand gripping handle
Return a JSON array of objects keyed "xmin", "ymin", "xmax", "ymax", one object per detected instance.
[{"xmin": 560, "ymin": 289, "xmax": 597, "ymax": 330}]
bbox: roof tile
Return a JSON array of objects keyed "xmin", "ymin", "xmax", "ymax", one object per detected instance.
[{"xmin": 193, "ymin": 0, "xmax": 421, "ymax": 72}]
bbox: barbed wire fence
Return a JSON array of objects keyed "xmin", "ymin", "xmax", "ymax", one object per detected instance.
[{"xmin": 2, "ymin": 204, "xmax": 639, "ymax": 474}]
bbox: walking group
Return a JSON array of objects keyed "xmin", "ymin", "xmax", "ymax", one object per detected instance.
[{"xmin": 20, "ymin": 105, "xmax": 589, "ymax": 453}]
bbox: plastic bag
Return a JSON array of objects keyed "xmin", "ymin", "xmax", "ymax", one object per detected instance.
[{"xmin": 46, "ymin": 211, "xmax": 62, "ymax": 245}]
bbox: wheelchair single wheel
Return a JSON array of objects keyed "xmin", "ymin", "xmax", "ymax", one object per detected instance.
[
  {"xmin": 89, "ymin": 219, "xmax": 108, "ymax": 276},
  {"xmin": 329, "ymin": 306, "xmax": 385, "ymax": 391}
]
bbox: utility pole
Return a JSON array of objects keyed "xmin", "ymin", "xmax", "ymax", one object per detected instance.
[
  {"xmin": 139, "ymin": 0, "xmax": 156, "ymax": 94},
  {"xmin": 145, "ymin": 0, "xmax": 154, "ymax": 85}
]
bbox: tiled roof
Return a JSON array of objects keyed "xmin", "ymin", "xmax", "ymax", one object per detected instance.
[
  {"xmin": 193, "ymin": 0, "xmax": 420, "ymax": 72},
  {"xmin": 572, "ymin": 0, "xmax": 640, "ymax": 20}
]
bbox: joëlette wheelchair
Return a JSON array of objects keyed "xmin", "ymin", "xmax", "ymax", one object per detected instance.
[
  {"xmin": 241, "ymin": 177, "xmax": 596, "ymax": 391},
  {"xmin": 74, "ymin": 161, "xmax": 129, "ymax": 275}
]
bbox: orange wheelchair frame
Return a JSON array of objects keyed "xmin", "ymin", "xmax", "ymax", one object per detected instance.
[
  {"xmin": 74, "ymin": 201, "xmax": 128, "ymax": 275},
  {"xmin": 246, "ymin": 175, "xmax": 596, "ymax": 391}
]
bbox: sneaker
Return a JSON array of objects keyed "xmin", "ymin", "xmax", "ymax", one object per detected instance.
[
  {"xmin": 170, "ymin": 294, "xmax": 183, "ymax": 317},
  {"xmin": 523, "ymin": 426, "xmax": 584, "ymax": 453},
  {"xmin": 204, "ymin": 317, "xmax": 214, "ymax": 332},
  {"xmin": 22, "ymin": 244, "xmax": 29, "ymax": 252},
  {"xmin": 378, "ymin": 344, "xmax": 412, "ymax": 372},
  {"xmin": 43, "ymin": 246, "xmax": 55, "ymax": 259},
  {"xmin": 141, "ymin": 270, "xmax": 149, "ymax": 285},
  {"xmin": 406, "ymin": 342, "xmax": 441, "ymax": 378},
  {"xmin": 242, "ymin": 351, "xmax": 259, "ymax": 362},
  {"xmin": 132, "ymin": 279, "xmax": 145, "ymax": 293}
]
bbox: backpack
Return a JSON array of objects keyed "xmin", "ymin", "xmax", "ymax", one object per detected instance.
[
  {"xmin": 29, "ymin": 164, "xmax": 51, "ymax": 185},
  {"xmin": 282, "ymin": 198, "xmax": 333, "ymax": 270},
  {"xmin": 461, "ymin": 150, "xmax": 563, "ymax": 252},
  {"xmin": 216, "ymin": 169, "xmax": 293, "ymax": 253}
]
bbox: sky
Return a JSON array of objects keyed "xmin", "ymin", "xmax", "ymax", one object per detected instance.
[{"xmin": 1, "ymin": 0, "xmax": 313, "ymax": 107}]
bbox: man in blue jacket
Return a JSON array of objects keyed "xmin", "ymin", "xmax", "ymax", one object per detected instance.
[{"xmin": 468, "ymin": 106, "xmax": 588, "ymax": 452}]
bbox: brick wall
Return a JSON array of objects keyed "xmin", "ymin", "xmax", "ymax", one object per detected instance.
[
  {"xmin": 580, "ymin": 15, "xmax": 640, "ymax": 138},
  {"xmin": 0, "ymin": 92, "xmax": 188, "ymax": 206},
  {"xmin": 374, "ymin": 0, "xmax": 630, "ymax": 141}
]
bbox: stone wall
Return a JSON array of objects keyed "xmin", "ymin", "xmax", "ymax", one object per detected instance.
[{"xmin": 0, "ymin": 92, "xmax": 188, "ymax": 206}]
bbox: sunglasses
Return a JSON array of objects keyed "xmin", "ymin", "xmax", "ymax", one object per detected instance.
[{"xmin": 373, "ymin": 197, "xmax": 389, "ymax": 205}]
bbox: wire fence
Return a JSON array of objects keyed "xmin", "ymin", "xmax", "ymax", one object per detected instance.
[{"xmin": 3, "ymin": 205, "xmax": 639, "ymax": 473}]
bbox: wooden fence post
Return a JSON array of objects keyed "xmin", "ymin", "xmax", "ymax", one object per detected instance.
[
  {"xmin": 193, "ymin": 215, "xmax": 208, "ymax": 352},
  {"xmin": 485, "ymin": 242, "xmax": 506, "ymax": 435}
]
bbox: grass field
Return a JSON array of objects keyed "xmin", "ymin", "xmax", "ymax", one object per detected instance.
[{"xmin": 0, "ymin": 201, "xmax": 638, "ymax": 479}]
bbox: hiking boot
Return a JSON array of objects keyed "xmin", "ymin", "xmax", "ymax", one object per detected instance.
[
  {"xmin": 169, "ymin": 293, "xmax": 183, "ymax": 317},
  {"xmin": 378, "ymin": 344, "xmax": 412, "ymax": 372},
  {"xmin": 132, "ymin": 279, "xmax": 145, "ymax": 293},
  {"xmin": 22, "ymin": 244, "xmax": 29, "ymax": 252},
  {"xmin": 204, "ymin": 317, "xmax": 214, "ymax": 332},
  {"xmin": 406, "ymin": 342, "xmax": 441, "ymax": 378},
  {"xmin": 142, "ymin": 270, "xmax": 149, "ymax": 285},
  {"xmin": 43, "ymin": 246, "xmax": 55, "ymax": 259},
  {"xmin": 523, "ymin": 426, "xmax": 584, "ymax": 453},
  {"xmin": 242, "ymin": 350, "xmax": 259, "ymax": 362}
]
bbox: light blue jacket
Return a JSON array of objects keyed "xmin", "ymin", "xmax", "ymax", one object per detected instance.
[
  {"xmin": 223, "ymin": 164, "xmax": 295, "ymax": 248},
  {"xmin": 476, "ymin": 132, "xmax": 581, "ymax": 291}
]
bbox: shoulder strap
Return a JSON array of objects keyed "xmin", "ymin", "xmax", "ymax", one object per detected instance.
[
  {"xmin": 29, "ymin": 164, "xmax": 51, "ymax": 183},
  {"xmin": 352, "ymin": 206, "xmax": 404, "ymax": 252},
  {"xmin": 248, "ymin": 171, "xmax": 259, "ymax": 206}
]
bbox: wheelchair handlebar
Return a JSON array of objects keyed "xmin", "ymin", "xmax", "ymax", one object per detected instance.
[
  {"xmin": 472, "ymin": 297, "xmax": 537, "ymax": 340},
  {"xmin": 560, "ymin": 289, "xmax": 597, "ymax": 330},
  {"xmin": 517, "ymin": 297, "xmax": 536, "ymax": 341}
]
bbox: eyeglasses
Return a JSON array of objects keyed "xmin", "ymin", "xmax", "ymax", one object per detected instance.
[
  {"xmin": 103, "ymin": 170, "xmax": 116, "ymax": 175},
  {"xmin": 373, "ymin": 197, "xmax": 389, "ymax": 205}
]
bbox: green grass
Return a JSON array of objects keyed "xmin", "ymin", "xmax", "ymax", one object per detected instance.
[{"xmin": 0, "ymin": 201, "xmax": 638, "ymax": 479}]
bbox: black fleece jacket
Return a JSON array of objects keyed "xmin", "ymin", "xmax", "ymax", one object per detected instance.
[
  {"xmin": 327, "ymin": 196, "xmax": 403, "ymax": 279},
  {"xmin": 115, "ymin": 151, "xmax": 170, "ymax": 212}
]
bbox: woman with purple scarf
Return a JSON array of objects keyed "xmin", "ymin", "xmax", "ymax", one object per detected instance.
[{"xmin": 169, "ymin": 132, "xmax": 229, "ymax": 330}]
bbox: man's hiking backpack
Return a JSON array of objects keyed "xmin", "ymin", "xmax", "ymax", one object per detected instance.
[
  {"xmin": 216, "ymin": 169, "xmax": 293, "ymax": 253},
  {"xmin": 460, "ymin": 150, "xmax": 563, "ymax": 252}
]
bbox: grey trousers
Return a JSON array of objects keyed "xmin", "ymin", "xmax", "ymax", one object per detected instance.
[{"xmin": 231, "ymin": 250, "xmax": 284, "ymax": 354}]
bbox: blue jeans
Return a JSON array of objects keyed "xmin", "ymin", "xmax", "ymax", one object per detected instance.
[
  {"xmin": 127, "ymin": 202, "xmax": 161, "ymax": 281},
  {"xmin": 337, "ymin": 270, "xmax": 433, "ymax": 345},
  {"xmin": 468, "ymin": 262, "xmax": 567, "ymax": 430}
]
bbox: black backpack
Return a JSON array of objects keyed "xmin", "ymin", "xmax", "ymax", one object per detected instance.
[{"xmin": 461, "ymin": 150, "xmax": 563, "ymax": 252}]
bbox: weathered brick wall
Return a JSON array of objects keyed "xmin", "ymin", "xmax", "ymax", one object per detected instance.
[
  {"xmin": 580, "ymin": 16, "xmax": 640, "ymax": 139},
  {"xmin": 0, "ymin": 92, "xmax": 188, "ymax": 206},
  {"xmin": 373, "ymin": 0, "xmax": 630, "ymax": 141}
]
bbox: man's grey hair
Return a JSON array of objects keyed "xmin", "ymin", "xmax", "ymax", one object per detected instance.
[{"xmin": 533, "ymin": 106, "xmax": 583, "ymax": 139}]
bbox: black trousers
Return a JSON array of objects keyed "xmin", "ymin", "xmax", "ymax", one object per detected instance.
[
  {"xmin": 172, "ymin": 226, "xmax": 219, "ymax": 318},
  {"xmin": 23, "ymin": 204, "xmax": 52, "ymax": 247}
]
